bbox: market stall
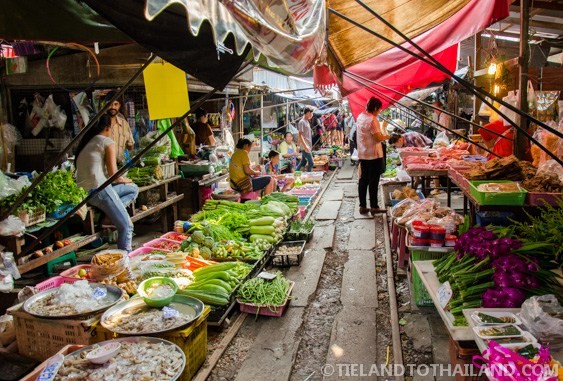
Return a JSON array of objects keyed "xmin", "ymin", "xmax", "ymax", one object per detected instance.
[{"xmin": 1, "ymin": 185, "xmax": 323, "ymax": 379}]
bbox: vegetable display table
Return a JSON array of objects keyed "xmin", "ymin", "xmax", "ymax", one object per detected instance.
[
  {"xmin": 413, "ymin": 260, "xmax": 473, "ymax": 341},
  {"xmin": 463, "ymin": 308, "xmax": 563, "ymax": 365}
]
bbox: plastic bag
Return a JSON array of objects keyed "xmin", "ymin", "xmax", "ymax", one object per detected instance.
[
  {"xmin": 432, "ymin": 131, "xmax": 450, "ymax": 148},
  {"xmin": 537, "ymin": 159, "xmax": 563, "ymax": 182},
  {"xmin": 156, "ymin": 119, "xmax": 184, "ymax": 159},
  {"xmin": 519, "ymin": 294, "xmax": 563, "ymax": 344},
  {"xmin": 0, "ymin": 216, "xmax": 25, "ymax": 237},
  {"xmin": 531, "ymin": 122, "xmax": 563, "ymax": 167},
  {"xmin": 0, "ymin": 171, "xmax": 31, "ymax": 200},
  {"xmin": 351, "ymin": 148, "xmax": 359, "ymax": 161},
  {"xmin": 390, "ymin": 198, "xmax": 416, "ymax": 218},
  {"xmin": 1, "ymin": 252, "xmax": 20, "ymax": 280}
]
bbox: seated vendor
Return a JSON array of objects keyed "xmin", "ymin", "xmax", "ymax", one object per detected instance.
[
  {"xmin": 278, "ymin": 132, "xmax": 299, "ymax": 172},
  {"xmin": 265, "ymin": 150, "xmax": 294, "ymax": 192},
  {"xmin": 229, "ymin": 138, "xmax": 275, "ymax": 195},
  {"xmin": 478, "ymin": 119, "xmax": 514, "ymax": 160},
  {"xmin": 388, "ymin": 131, "xmax": 432, "ymax": 148}
]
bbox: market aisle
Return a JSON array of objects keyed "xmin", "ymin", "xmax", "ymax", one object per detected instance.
[{"xmin": 208, "ymin": 163, "xmax": 392, "ymax": 381}]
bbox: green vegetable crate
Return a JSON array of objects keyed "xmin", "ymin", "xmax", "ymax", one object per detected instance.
[
  {"xmin": 285, "ymin": 225, "xmax": 314, "ymax": 242},
  {"xmin": 410, "ymin": 246, "xmax": 453, "ymax": 306},
  {"xmin": 468, "ymin": 180, "xmax": 527, "ymax": 206}
]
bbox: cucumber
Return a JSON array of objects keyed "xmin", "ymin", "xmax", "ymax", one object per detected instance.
[
  {"xmin": 249, "ymin": 225, "xmax": 275, "ymax": 235},
  {"xmin": 248, "ymin": 217, "xmax": 276, "ymax": 226},
  {"xmin": 178, "ymin": 289, "xmax": 229, "ymax": 306}
]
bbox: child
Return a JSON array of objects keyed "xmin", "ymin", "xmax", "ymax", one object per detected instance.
[{"xmin": 265, "ymin": 150, "xmax": 294, "ymax": 192}]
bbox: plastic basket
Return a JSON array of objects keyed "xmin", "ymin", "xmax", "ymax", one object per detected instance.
[
  {"xmin": 20, "ymin": 344, "xmax": 84, "ymax": 381},
  {"xmin": 48, "ymin": 203, "xmax": 75, "ymax": 219},
  {"xmin": 211, "ymin": 190, "xmax": 241, "ymax": 201},
  {"xmin": 161, "ymin": 162, "xmax": 176, "ymax": 179},
  {"xmin": 34, "ymin": 276, "xmax": 79, "ymax": 292},
  {"xmin": 469, "ymin": 180, "xmax": 527, "ymax": 206},
  {"xmin": 237, "ymin": 281, "xmax": 295, "ymax": 317},
  {"xmin": 410, "ymin": 248, "xmax": 451, "ymax": 307},
  {"xmin": 128, "ymin": 246, "xmax": 170, "ymax": 258},
  {"xmin": 390, "ymin": 191, "xmax": 425, "ymax": 206},
  {"xmin": 18, "ymin": 208, "xmax": 46, "ymax": 227},
  {"xmin": 7, "ymin": 304, "xmax": 113, "ymax": 361},
  {"xmin": 142, "ymin": 238, "xmax": 180, "ymax": 252},
  {"xmin": 380, "ymin": 181, "xmax": 410, "ymax": 207},
  {"xmin": 271, "ymin": 241, "xmax": 306, "ymax": 267},
  {"xmin": 160, "ymin": 231, "xmax": 189, "ymax": 242},
  {"xmin": 97, "ymin": 306, "xmax": 210, "ymax": 381},
  {"xmin": 59, "ymin": 264, "xmax": 93, "ymax": 282}
]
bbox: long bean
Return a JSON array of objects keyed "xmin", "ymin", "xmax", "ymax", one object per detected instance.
[{"xmin": 238, "ymin": 272, "xmax": 291, "ymax": 312}]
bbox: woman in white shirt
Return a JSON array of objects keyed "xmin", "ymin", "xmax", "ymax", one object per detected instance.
[{"xmin": 75, "ymin": 114, "xmax": 138, "ymax": 251}]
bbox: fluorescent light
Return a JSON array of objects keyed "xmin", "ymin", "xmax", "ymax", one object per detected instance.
[{"xmin": 482, "ymin": 33, "xmax": 520, "ymax": 43}]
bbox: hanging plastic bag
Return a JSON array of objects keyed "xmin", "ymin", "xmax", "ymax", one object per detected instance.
[
  {"xmin": 156, "ymin": 119, "xmax": 184, "ymax": 159},
  {"xmin": 519, "ymin": 294, "xmax": 563, "ymax": 344},
  {"xmin": 535, "ymin": 91, "xmax": 560, "ymax": 122},
  {"xmin": 350, "ymin": 148, "xmax": 359, "ymax": 161},
  {"xmin": 499, "ymin": 91, "xmax": 518, "ymax": 127},
  {"xmin": 432, "ymin": 131, "xmax": 450, "ymax": 148},
  {"xmin": 0, "ymin": 216, "xmax": 25, "ymax": 237}
]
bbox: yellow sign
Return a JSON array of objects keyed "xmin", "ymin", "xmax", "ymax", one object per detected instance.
[{"xmin": 143, "ymin": 61, "xmax": 190, "ymax": 120}]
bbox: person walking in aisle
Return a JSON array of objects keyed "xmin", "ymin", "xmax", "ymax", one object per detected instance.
[
  {"xmin": 356, "ymin": 97, "xmax": 390, "ymax": 216},
  {"xmin": 76, "ymin": 114, "xmax": 138, "ymax": 251},
  {"xmin": 296, "ymin": 108, "xmax": 314, "ymax": 172}
]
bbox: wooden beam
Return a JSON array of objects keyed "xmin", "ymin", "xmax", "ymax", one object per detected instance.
[
  {"xmin": 511, "ymin": 1, "xmax": 563, "ymax": 11},
  {"xmin": 504, "ymin": 17, "xmax": 563, "ymax": 31},
  {"xmin": 515, "ymin": 0, "xmax": 530, "ymax": 159}
]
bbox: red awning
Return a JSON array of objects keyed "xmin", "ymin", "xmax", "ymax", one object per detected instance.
[
  {"xmin": 346, "ymin": 44, "xmax": 459, "ymax": 117},
  {"xmin": 315, "ymin": 0, "xmax": 510, "ymax": 116}
]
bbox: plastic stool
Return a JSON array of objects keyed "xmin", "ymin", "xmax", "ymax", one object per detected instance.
[
  {"xmin": 397, "ymin": 226, "xmax": 409, "ymax": 269},
  {"xmin": 391, "ymin": 218, "xmax": 399, "ymax": 252},
  {"xmin": 240, "ymin": 191, "xmax": 259, "ymax": 201}
]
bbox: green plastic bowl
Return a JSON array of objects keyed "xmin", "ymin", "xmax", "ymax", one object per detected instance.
[{"xmin": 137, "ymin": 277, "xmax": 179, "ymax": 308}]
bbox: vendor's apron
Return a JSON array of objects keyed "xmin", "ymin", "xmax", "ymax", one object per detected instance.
[{"xmin": 287, "ymin": 145, "xmax": 297, "ymax": 168}]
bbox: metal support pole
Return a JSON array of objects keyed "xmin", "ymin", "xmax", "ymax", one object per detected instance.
[
  {"xmin": 286, "ymin": 99, "xmax": 290, "ymax": 132},
  {"xmin": 515, "ymin": 0, "xmax": 530, "ymax": 159},
  {"xmin": 473, "ymin": 32, "xmax": 482, "ymax": 131},
  {"xmin": 260, "ymin": 93, "xmax": 264, "ymax": 155}
]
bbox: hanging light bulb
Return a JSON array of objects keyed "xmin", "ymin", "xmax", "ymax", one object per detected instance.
[
  {"xmin": 494, "ymin": 84, "xmax": 500, "ymax": 95},
  {"xmin": 488, "ymin": 62, "xmax": 497, "ymax": 75}
]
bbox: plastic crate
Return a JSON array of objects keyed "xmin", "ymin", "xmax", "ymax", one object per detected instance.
[
  {"xmin": 20, "ymin": 344, "xmax": 84, "ymax": 381},
  {"xmin": 97, "ymin": 306, "xmax": 210, "ymax": 381},
  {"xmin": 161, "ymin": 162, "xmax": 176, "ymax": 179},
  {"xmin": 271, "ymin": 241, "xmax": 306, "ymax": 267},
  {"xmin": 7, "ymin": 304, "xmax": 113, "ymax": 361},
  {"xmin": 469, "ymin": 180, "xmax": 527, "ymax": 206},
  {"xmin": 285, "ymin": 226, "xmax": 314, "ymax": 242},
  {"xmin": 142, "ymin": 238, "xmax": 179, "ymax": 251},
  {"xmin": 59, "ymin": 264, "xmax": 92, "ymax": 282},
  {"xmin": 238, "ymin": 281, "xmax": 295, "ymax": 317},
  {"xmin": 475, "ymin": 211, "xmax": 515, "ymax": 227},
  {"xmin": 410, "ymin": 248, "xmax": 451, "ymax": 307},
  {"xmin": 525, "ymin": 191, "xmax": 562, "ymax": 206},
  {"xmin": 45, "ymin": 251, "xmax": 77, "ymax": 276},
  {"xmin": 18, "ymin": 208, "xmax": 46, "ymax": 227}
]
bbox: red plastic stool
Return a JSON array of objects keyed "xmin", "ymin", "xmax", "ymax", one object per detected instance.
[
  {"xmin": 391, "ymin": 218, "xmax": 399, "ymax": 252},
  {"xmin": 240, "ymin": 191, "xmax": 259, "ymax": 202},
  {"xmin": 397, "ymin": 226, "xmax": 409, "ymax": 269}
]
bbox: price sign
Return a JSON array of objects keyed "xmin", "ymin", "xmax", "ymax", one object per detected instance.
[
  {"xmin": 92, "ymin": 287, "xmax": 107, "ymax": 300},
  {"xmin": 163, "ymin": 306, "xmax": 179, "ymax": 319},
  {"xmin": 437, "ymin": 281, "xmax": 453, "ymax": 308},
  {"xmin": 36, "ymin": 354, "xmax": 64, "ymax": 381},
  {"xmin": 257, "ymin": 271, "xmax": 276, "ymax": 281}
]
